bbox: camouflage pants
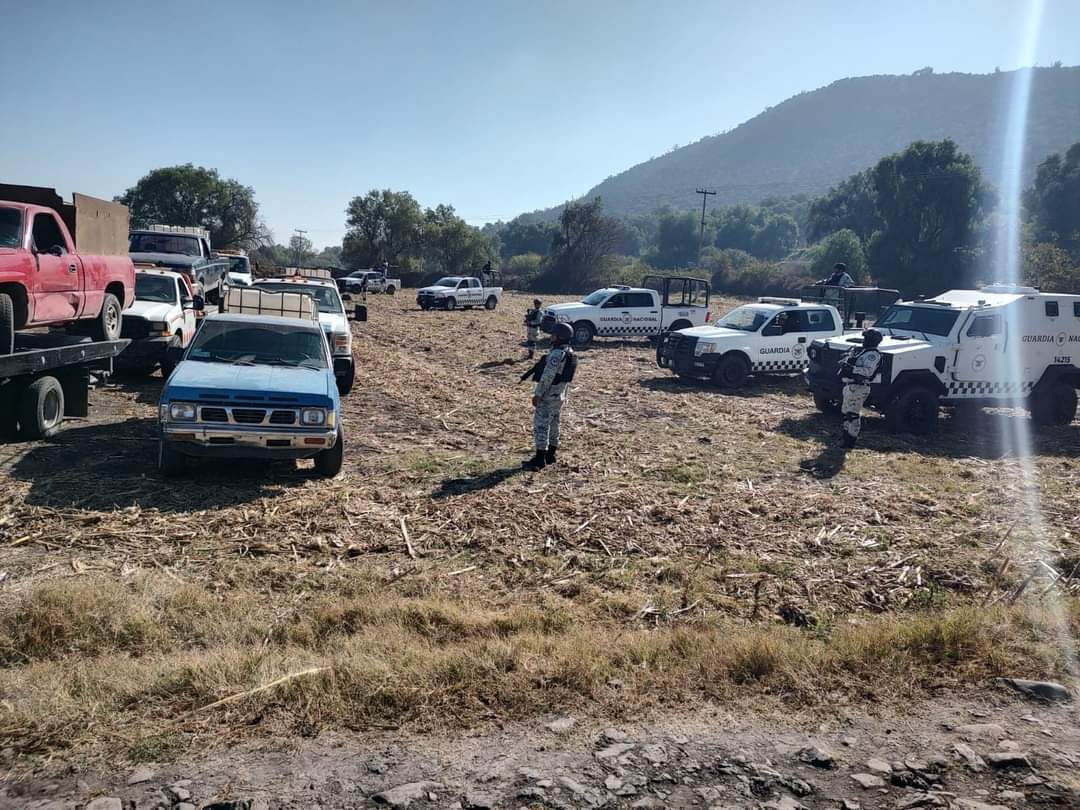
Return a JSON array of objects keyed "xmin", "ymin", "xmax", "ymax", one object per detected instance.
[
  {"xmin": 526, "ymin": 326, "xmax": 539, "ymax": 349},
  {"xmin": 533, "ymin": 395, "xmax": 565, "ymax": 450},
  {"xmin": 842, "ymin": 383, "xmax": 871, "ymax": 442}
]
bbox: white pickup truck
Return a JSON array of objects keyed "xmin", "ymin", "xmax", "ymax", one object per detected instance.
[
  {"xmin": 416, "ymin": 276, "xmax": 503, "ymax": 310},
  {"xmin": 542, "ymin": 276, "xmax": 711, "ymax": 346},
  {"xmin": 118, "ymin": 269, "xmax": 202, "ymax": 377},
  {"xmin": 339, "ymin": 269, "xmax": 401, "ymax": 296},
  {"xmin": 658, "ymin": 297, "xmax": 844, "ymax": 388}
]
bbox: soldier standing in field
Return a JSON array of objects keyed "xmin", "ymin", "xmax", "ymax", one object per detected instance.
[
  {"xmin": 522, "ymin": 322, "xmax": 576, "ymax": 470},
  {"xmin": 524, "ymin": 298, "xmax": 543, "ymax": 359},
  {"xmin": 838, "ymin": 328, "xmax": 883, "ymax": 448}
]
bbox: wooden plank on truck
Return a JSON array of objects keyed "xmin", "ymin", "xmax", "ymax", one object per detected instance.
[{"xmin": 72, "ymin": 193, "xmax": 130, "ymax": 255}]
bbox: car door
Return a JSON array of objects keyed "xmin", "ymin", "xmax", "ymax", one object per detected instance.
[
  {"xmin": 30, "ymin": 212, "xmax": 79, "ymax": 322},
  {"xmin": 795, "ymin": 309, "xmax": 838, "ymax": 367},
  {"xmin": 178, "ymin": 278, "xmax": 198, "ymax": 345},
  {"xmin": 755, "ymin": 310, "xmax": 805, "ymax": 371},
  {"xmin": 953, "ymin": 312, "xmax": 1006, "ymax": 384},
  {"xmin": 624, "ymin": 291, "xmax": 660, "ymax": 335}
]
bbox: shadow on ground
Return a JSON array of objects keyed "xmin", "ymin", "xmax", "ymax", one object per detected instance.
[
  {"xmin": 638, "ymin": 374, "xmax": 808, "ymax": 398},
  {"xmin": 7, "ymin": 417, "xmax": 315, "ymax": 512},
  {"xmin": 431, "ymin": 465, "xmax": 525, "ymax": 499}
]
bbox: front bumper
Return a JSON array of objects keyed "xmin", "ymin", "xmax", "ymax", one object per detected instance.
[
  {"xmin": 118, "ymin": 336, "xmax": 175, "ymax": 366},
  {"xmin": 333, "ymin": 356, "xmax": 354, "ymax": 376},
  {"xmin": 162, "ymin": 424, "xmax": 338, "ymax": 459},
  {"xmin": 540, "ymin": 314, "xmax": 564, "ymax": 335},
  {"xmin": 417, "ymin": 293, "xmax": 442, "ymax": 307},
  {"xmin": 658, "ymin": 334, "xmax": 716, "ymax": 378}
]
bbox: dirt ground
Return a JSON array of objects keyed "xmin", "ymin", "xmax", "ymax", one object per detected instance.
[{"xmin": 1, "ymin": 289, "xmax": 1078, "ymax": 806}]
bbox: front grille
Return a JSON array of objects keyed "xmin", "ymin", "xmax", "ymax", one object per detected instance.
[
  {"xmin": 541, "ymin": 315, "xmax": 556, "ymax": 332},
  {"xmin": 200, "ymin": 407, "xmax": 228, "ymax": 422},
  {"xmin": 672, "ymin": 335, "xmax": 697, "ymax": 360},
  {"xmin": 232, "ymin": 408, "xmax": 266, "ymax": 424},
  {"xmin": 269, "ymin": 410, "xmax": 296, "ymax": 425},
  {"xmin": 121, "ymin": 319, "xmax": 151, "ymax": 339}
]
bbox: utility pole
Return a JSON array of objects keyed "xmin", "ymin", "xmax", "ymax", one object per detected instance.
[
  {"xmin": 695, "ymin": 188, "xmax": 716, "ymax": 262},
  {"xmin": 293, "ymin": 228, "xmax": 308, "ymax": 270}
]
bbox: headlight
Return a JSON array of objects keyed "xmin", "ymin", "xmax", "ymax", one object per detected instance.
[
  {"xmin": 556, "ymin": 314, "xmax": 572, "ymax": 323},
  {"xmin": 301, "ymin": 408, "xmax": 327, "ymax": 426},
  {"xmin": 169, "ymin": 402, "xmax": 196, "ymax": 421},
  {"xmin": 694, "ymin": 343, "xmax": 716, "ymax": 356},
  {"xmin": 149, "ymin": 321, "xmax": 168, "ymax": 332},
  {"xmin": 333, "ymin": 333, "xmax": 349, "ymax": 353}
]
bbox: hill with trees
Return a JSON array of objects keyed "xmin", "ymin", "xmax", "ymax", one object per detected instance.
[{"xmin": 555, "ymin": 66, "xmax": 1080, "ymax": 219}]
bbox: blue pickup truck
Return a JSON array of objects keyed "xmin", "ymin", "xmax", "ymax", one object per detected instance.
[{"xmin": 156, "ymin": 289, "xmax": 344, "ymax": 477}]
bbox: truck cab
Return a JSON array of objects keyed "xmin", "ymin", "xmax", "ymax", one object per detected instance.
[
  {"xmin": 806, "ymin": 285, "xmax": 1080, "ymax": 433},
  {"xmin": 129, "ymin": 226, "xmax": 228, "ymax": 303},
  {"xmin": 542, "ymin": 275, "xmax": 710, "ymax": 346},
  {"xmin": 659, "ymin": 298, "xmax": 843, "ymax": 387},
  {"xmin": 157, "ymin": 287, "xmax": 344, "ymax": 477},
  {"xmin": 119, "ymin": 269, "xmax": 202, "ymax": 377}
]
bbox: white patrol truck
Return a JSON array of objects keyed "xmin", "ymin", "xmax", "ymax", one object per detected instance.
[
  {"xmin": 253, "ymin": 275, "xmax": 355, "ymax": 395},
  {"xmin": 416, "ymin": 276, "xmax": 503, "ymax": 310},
  {"xmin": 542, "ymin": 275, "xmax": 711, "ymax": 346},
  {"xmin": 806, "ymin": 285, "xmax": 1080, "ymax": 433},
  {"xmin": 658, "ymin": 298, "xmax": 844, "ymax": 388},
  {"xmin": 118, "ymin": 269, "xmax": 202, "ymax": 377}
]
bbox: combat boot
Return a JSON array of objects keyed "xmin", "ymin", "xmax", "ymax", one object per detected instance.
[
  {"xmin": 544, "ymin": 446, "xmax": 558, "ymax": 465},
  {"xmin": 522, "ymin": 450, "xmax": 547, "ymax": 470}
]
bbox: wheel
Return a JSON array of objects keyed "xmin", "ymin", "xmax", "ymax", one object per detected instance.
[
  {"xmin": 445, "ymin": 297, "xmax": 457, "ymax": 311},
  {"xmin": 813, "ymin": 393, "xmax": 841, "ymax": 415},
  {"xmin": 1030, "ymin": 382, "xmax": 1077, "ymax": 426},
  {"xmin": 157, "ymin": 438, "xmax": 185, "ymax": 476},
  {"xmin": 92, "ymin": 293, "xmax": 122, "ymax": 341},
  {"xmin": 0, "ymin": 292, "xmax": 14, "ymax": 355},
  {"xmin": 385, "ymin": 286, "xmax": 396, "ymax": 295},
  {"xmin": 572, "ymin": 321, "xmax": 594, "ymax": 346},
  {"xmin": 18, "ymin": 376, "xmax": 64, "ymax": 440},
  {"xmin": 485, "ymin": 296, "xmax": 498, "ymax": 310},
  {"xmin": 314, "ymin": 426, "xmax": 344, "ymax": 477},
  {"xmin": 419, "ymin": 304, "xmax": 430, "ymax": 311},
  {"xmin": 713, "ymin": 353, "xmax": 750, "ymax": 388},
  {"xmin": 886, "ymin": 384, "xmax": 940, "ymax": 434},
  {"xmin": 668, "ymin": 319, "xmax": 691, "ymax": 332},
  {"xmin": 656, "ymin": 340, "xmax": 669, "ymax": 368},
  {"xmin": 336, "ymin": 363, "xmax": 355, "ymax": 396}
]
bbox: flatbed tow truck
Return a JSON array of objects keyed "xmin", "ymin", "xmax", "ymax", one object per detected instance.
[{"xmin": 0, "ymin": 332, "xmax": 129, "ymax": 439}]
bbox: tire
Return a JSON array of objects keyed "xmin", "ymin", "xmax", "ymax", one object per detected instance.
[
  {"xmin": 445, "ymin": 297, "xmax": 457, "ymax": 311},
  {"xmin": 813, "ymin": 393, "xmax": 841, "ymax": 415},
  {"xmin": 336, "ymin": 363, "xmax": 355, "ymax": 396},
  {"xmin": 886, "ymin": 384, "xmax": 940, "ymax": 435},
  {"xmin": 656, "ymin": 340, "xmax": 669, "ymax": 369},
  {"xmin": 92, "ymin": 293, "xmax": 122, "ymax": 342},
  {"xmin": 18, "ymin": 376, "xmax": 64, "ymax": 440},
  {"xmin": 713, "ymin": 353, "xmax": 750, "ymax": 388},
  {"xmin": 385, "ymin": 286, "xmax": 396, "ymax": 295},
  {"xmin": 314, "ymin": 426, "xmax": 344, "ymax": 478},
  {"xmin": 157, "ymin": 437, "xmax": 185, "ymax": 476},
  {"xmin": 0, "ymin": 292, "xmax": 14, "ymax": 355},
  {"xmin": 485, "ymin": 296, "xmax": 498, "ymax": 310},
  {"xmin": 1030, "ymin": 382, "xmax": 1077, "ymax": 426},
  {"xmin": 572, "ymin": 321, "xmax": 594, "ymax": 346}
]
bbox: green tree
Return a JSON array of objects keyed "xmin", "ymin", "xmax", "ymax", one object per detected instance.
[
  {"xmin": 288, "ymin": 234, "xmax": 314, "ymax": 267},
  {"xmin": 806, "ymin": 170, "xmax": 881, "ymax": 243},
  {"xmin": 422, "ymin": 204, "xmax": 495, "ymax": 275},
  {"xmin": 651, "ymin": 208, "xmax": 700, "ymax": 268},
  {"xmin": 713, "ymin": 204, "xmax": 761, "ymax": 253},
  {"xmin": 1023, "ymin": 242, "xmax": 1080, "ymax": 292},
  {"xmin": 809, "ymin": 229, "xmax": 867, "ymax": 282},
  {"xmin": 867, "ymin": 139, "xmax": 991, "ymax": 294},
  {"xmin": 751, "ymin": 213, "xmax": 799, "ymax": 260},
  {"xmin": 498, "ymin": 218, "xmax": 560, "ymax": 260},
  {"xmin": 116, "ymin": 163, "xmax": 268, "ymax": 249},
  {"xmin": 543, "ymin": 197, "xmax": 621, "ymax": 291},
  {"xmin": 1024, "ymin": 142, "xmax": 1080, "ymax": 262},
  {"xmin": 342, "ymin": 189, "xmax": 424, "ymax": 269}
]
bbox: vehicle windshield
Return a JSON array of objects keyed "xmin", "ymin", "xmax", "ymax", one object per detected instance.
[
  {"xmin": 434, "ymin": 277, "xmax": 462, "ymax": 287},
  {"xmin": 255, "ymin": 282, "xmax": 342, "ymax": 313},
  {"xmin": 0, "ymin": 207, "xmax": 21, "ymax": 249},
  {"xmin": 134, "ymin": 274, "xmax": 177, "ymax": 304},
  {"xmin": 129, "ymin": 232, "xmax": 202, "ymax": 256},
  {"xmin": 187, "ymin": 320, "xmax": 328, "ymax": 368},
  {"xmin": 877, "ymin": 304, "xmax": 960, "ymax": 336},
  {"xmin": 582, "ymin": 290, "xmax": 611, "ymax": 306},
  {"xmin": 717, "ymin": 305, "xmax": 772, "ymax": 332},
  {"xmin": 227, "ymin": 256, "xmax": 250, "ymax": 274}
]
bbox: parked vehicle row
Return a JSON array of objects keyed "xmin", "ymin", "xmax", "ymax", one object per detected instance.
[{"xmin": 128, "ymin": 224, "xmax": 231, "ymax": 305}]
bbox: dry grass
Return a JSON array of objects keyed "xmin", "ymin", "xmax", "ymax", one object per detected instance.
[{"xmin": 1, "ymin": 290, "xmax": 1079, "ymax": 763}]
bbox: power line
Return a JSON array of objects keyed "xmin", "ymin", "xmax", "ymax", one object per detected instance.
[
  {"xmin": 293, "ymin": 228, "xmax": 308, "ymax": 267},
  {"xmin": 695, "ymin": 188, "xmax": 717, "ymax": 259}
]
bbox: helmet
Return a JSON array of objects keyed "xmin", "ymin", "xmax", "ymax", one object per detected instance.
[
  {"xmin": 533, "ymin": 299, "xmax": 541, "ymax": 307},
  {"xmin": 552, "ymin": 322, "xmax": 573, "ymax": 344},
  {"xmin": 862, "ymin": 328, "xmax": 883, "ymax": 348},
  {"xmin": 834, "ymin": 262, "xmax": 847, "ymax": 272}
]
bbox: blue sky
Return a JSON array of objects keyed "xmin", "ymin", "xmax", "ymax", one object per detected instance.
[{"xmin": 2, "ymin": 0, "xmax": 1078, "ymax": 248}]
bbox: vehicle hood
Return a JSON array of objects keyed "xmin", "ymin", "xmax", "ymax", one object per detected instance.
[
  {"xmin": 164, "ymin": 360, "xmax": 334, "ymax": 407},
  {"xmin": 818, "ymin": 333, "xmax": 936, "ymax": 355},
  {"xmin": 226, "ymin": 272, "xmax": 253, "ymax": 286},
  {"xmin": 130, "ymin": 252, "xmax": 202, "ymax": 269},
  {"xmin": 677, "ymin": 325, "xmax": 747, "ymax": 341},
  {"xmin": 545, "ymin": 303, "xmax": 593, "ymax": 318},
  {"xmin": 124, "ymin": 301, "xmax": 175, "ymax": 320},
  {"xmin": 418, "ymin": 285, "xmax": 455, "ymax": 294},
  {"xmin": 318, "ymin": 312, "xmax": 348, "ymax": 334}
]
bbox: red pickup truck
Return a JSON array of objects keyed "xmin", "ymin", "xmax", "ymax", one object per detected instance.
[{"xmin": 0, "ymin": 186, "xmax": 135, "ymax": 355}]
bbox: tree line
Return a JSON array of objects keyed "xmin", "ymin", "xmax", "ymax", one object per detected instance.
[{"xmin": 116, "ymin": 138, "xmax": 1080, "ymax": 296}]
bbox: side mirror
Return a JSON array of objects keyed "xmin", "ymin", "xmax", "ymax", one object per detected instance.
[
  {"xmin": 192, "ymin": 294, "xmax": 205, "ymax": 311},
  {"xmin": 48, "ymin": 245, "xmax": 64, "ymax": 257},
  {"xmin": 354, "ymin": 304, "xmax": 368, "ymax": 322},
  {"xmin": 181, "ymin": 296, "xmax": 194, "ymax": 309}
]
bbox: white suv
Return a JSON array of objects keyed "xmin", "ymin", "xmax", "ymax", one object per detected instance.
[{"xmin": 659, "ymin": 298, "xmax": 843, "ymax": 388}]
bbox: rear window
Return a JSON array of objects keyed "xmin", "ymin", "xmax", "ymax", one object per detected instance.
[{"xmin": 130, "ymin": 232, "xmax": 202, "ymax": 256}]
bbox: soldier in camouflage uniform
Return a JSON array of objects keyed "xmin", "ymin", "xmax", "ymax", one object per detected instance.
[
  {"xmin": 839, "ymin": 328, "xmax": 883, "ymax": 448},
  {"xmin": 523, "ymin": 322, "xmax": 576, "ymax": 470},
  {"xmin": 524, "ymin": 299, "xmax": 543, "ymax": 359}
]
